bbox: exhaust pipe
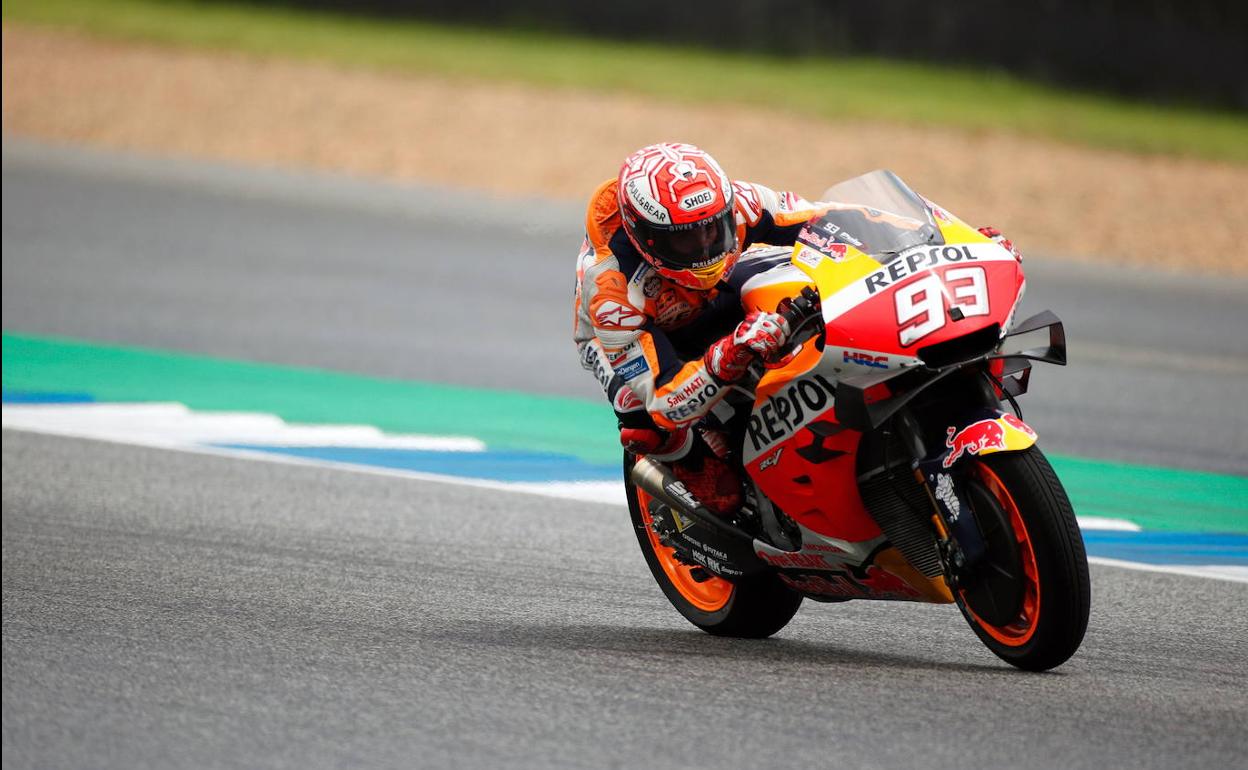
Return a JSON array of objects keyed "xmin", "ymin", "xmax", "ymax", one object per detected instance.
[{"xmin": 630, "ymin": 457, "xmax": 756, "ymax": 543}]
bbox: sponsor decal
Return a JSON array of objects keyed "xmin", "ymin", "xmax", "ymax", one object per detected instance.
[
  {"xmin": 594, "ymin": 300, "xmax": 645, "ymax": 329},
  {"xmin": 664, "ymin": 375, "xmax": 707, "ymax": 407},
  {"xmin": 933, "ymin": 472, "xmax": 961, "ymax": 521},
  {"xmin": 688, "ymin": 549, "xmax": 719, "ymax": 573},
  {"xmin": 689, "ymin": 254, "xmax": 722, "ymax": 270},
  {"xmin": 779, "ymin": 572, "xmax": 863, "ymax": 598},
  {"xmin": 794, "ymin": 244, "xmax": 825, "ymax": 270},
  {"xmin": 919, "ymin": 195, "xmax": 951, "ymax": 223},
  {"xmin": 781, "ymin": 567, "xmax": 921, "ymax": 600},
  {"xmin": 616, "ymin": 355, "xmax": 651, "ymax": 382},
  {"xmin": 679, "ymin": 189, "xmax": 715, "ymax": 211},
  {"xmin": 943, "ymin": 419, "xmax": 1007, "ymax": 468},
  {"xmin": 804, "ymin": 217, "xmax": 865, "ymax": 249},
  {"xmin": 642, "ymin": 272, "xmax": 662, "ymax": 298},
  {"xmin": 700, "ymin": 541, "xmax": 730, "ymax": 562},
  {"xmin": 758, "ymin": 550, "xmax": 830, "ymax": 569},
  {"xmin": 843, "ymin": 350, "xmax": 888, "ymax": 369},
  {"xmin": 798, "ymin": 226, "xmax": 854, "ymax": 260},
  {"xmin": 864, "ymin": 245, "xmax": 977, "ymax": 295},
  {"xmin": 666, "ymin": 480, "xmax": 700, "ymax": 511},
  {"xmin": 758, "ymin": 447, "xmax": 784, "ymax": 471},
  {"xmin": 839, "ymin": 231, "xmax": 864, "ymax": 248},
  {"xmin": 822, "ymin": 219, "xmax": 864, "ymax": 248},
  {"xmin": 654, "ymin": 297, "xmax": 698, "ymax": 328},
  {"xmin": 625, "ymin": 180, "xmax": 669, "ymax": 224},
  {"xmin": 686, "ymin": 547, "xmax": 741, "ymax": 577},
  {"xmin": 797, "ymin": 226, "xmax": 831, "ymax": 250},
  {"xmin": 860, "ymin": 565, "xmax": 924, "ymax": 599},
  {"xmin": 1001, "ymin": 413, "xmax": 1038, "ymax": 439},
  {"xmin": 580, "ymin": 342, "xmax": 614, "ymax": 393},
  {"xmin": 665, "ymin": 523, "xmax": 737, "ymax": 577},
  {"xmin": 661, "ymin": 378, "xmax": 720, "ymax": 422},
  {"xmin": 732, "ymin": 181, "xmax": 763, "ymax": 225},
  {"xmin": 670, "ymin": 507, "xmax": 695, "ymax": 533},
  {"xmin": 943, "ymin": 414, "xmax": 1037, "ymax": 468},
  {"xmin": 612, "ymin": 385, "xmax": 644, "ymax": 414},
  {"xmin": 746, "ymin": 373, "xmax": 838, "ymax": 453}
]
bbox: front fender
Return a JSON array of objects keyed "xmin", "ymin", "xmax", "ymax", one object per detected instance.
[
  {"xmin": 936, "ymin": 408, "xmax": 1038, "ymax": 469},
  {"xmin": 913, "ymin": 409, "xmax": 1038, "ymax": 571}
]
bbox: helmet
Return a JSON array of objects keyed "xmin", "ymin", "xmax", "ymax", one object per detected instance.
[{"xmin": 617, "ymin": 143, "xmax": 739, "ymax": 291}]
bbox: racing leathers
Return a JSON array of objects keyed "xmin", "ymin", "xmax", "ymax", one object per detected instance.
[{"xmin": 573, "ymin": 177, "xmax": 822, "ymax": 511}]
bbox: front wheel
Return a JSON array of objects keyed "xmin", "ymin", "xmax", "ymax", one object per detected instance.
[
  {"xmin": 957, "ymin": 446, "xmax": 1091, "ymax": 671},
  {"xmin": 624, "ymin": 455, "xmax": 802, "ymax": 638}
]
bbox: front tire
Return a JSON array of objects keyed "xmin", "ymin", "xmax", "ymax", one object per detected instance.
[
  {"xmin": 957, "ymin": 446, "xmax": 1090, "ymax": 671},
  {"xmin": 624, "ymin": 455, "xmax": 801, "ymax": 638}
]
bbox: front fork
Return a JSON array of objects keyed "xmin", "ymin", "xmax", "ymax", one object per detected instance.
[
  {"xmin": 892, "ymin": 383, "xmax": 1039, "ymax": 579},
  {"xmin": 893, "ymin": 410, "xmax": 986, "ymax": 573}
]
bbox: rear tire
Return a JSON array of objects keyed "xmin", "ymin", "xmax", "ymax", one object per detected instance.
[
  {"xmin": 624, "ymin": 455, "xmax": 802, "ymax": 638},
  {"xmin": 957, "ymin": 446, "xmax": 1090, "ymax": 671}
]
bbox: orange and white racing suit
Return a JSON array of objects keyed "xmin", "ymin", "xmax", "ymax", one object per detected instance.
[{"xmin": 574, "ymin": 177, "xmax": 822, "ymax": 448}]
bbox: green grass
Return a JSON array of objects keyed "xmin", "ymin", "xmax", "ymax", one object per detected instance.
[{"xmin": 5, "ymin": 0, "xmax": 1247, "ymax": 163}]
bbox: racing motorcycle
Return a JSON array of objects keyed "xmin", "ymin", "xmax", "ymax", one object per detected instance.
[{"xmin": 625, "ymin": 170, "xmax": 1090, "ymax": 671}]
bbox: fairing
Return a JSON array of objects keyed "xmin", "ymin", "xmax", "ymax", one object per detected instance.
[{"xmin": 732, "ymin": 170, "xmax": 1032, "ymax": 604}]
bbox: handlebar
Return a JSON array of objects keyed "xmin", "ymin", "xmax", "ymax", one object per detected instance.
[
  {"xmin": 748, "ymin": 287, "xmax": 823, "ymax": 378},
  {"xmin": 780, "ymin": 286, "xmax": 822, "ymax": 332},
  {"xmin": 778, "ymin": 286, "xmax": 823, "ymax": 354}
]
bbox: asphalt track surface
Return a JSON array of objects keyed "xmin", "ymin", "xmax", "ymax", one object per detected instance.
[{"xmin": 4, "ymin": 140, "xmax": 1247, "ymax": 769}]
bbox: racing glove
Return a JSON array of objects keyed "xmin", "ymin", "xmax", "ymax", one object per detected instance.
[
  {"xmin": 978, "ymin": 226, "xmax": 1021, "ymax": 261},
  {"xmin": 704, "ymin": 310, "xmax": 791, "ymax": 382},
  {"xmin": 620, "ymin": 425, "xmax": 692, "ymax": 460}
]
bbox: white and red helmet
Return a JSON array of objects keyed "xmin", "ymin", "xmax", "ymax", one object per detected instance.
[{"xmin": 617, "ymin": 143, "xmax": 739, "ymax": 291}]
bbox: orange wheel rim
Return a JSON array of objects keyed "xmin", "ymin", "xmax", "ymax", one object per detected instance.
[
  {"xmin": 636, "ymin": 487, "xmax": 734, "ymax": 612},
  {"xmin": 960, "ymin": 462, "xmax": 1042, "ymax": 647}
]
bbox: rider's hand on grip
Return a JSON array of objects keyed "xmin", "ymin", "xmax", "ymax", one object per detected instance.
[
  {"xmin": 766, "ymin": 288, "xmax": 821, "ymax": 367},
  {"xmin": 705, "ymin": 310, "xmax": 790, "ymax": 382},
  {"xmin": 979, "ymin": 226, "xmax": 1021, "ymax": 261}
]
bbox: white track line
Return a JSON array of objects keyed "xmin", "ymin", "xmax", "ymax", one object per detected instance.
[
  {"xmin": 6, "ymin": 422, "xmax": 1244, "ymax": 585},
  {"xmin": 1076, "ymin": 516, "xmax": 1142, "ymax": 532},
  {"xmin": 1086, "ymin": 557, "xmax": 1248, "ymax": 584},
  {"xmin": 2, "ymin": 402, "xmax": 484, "ymax": 451}
]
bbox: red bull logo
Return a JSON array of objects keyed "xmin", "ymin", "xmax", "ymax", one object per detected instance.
[
  {"xmin": 943, "ymin": 415, "xmax": 1037, "ymax": 467},
  {"xmin": 1001, "ymin": 413, "xmax": 1038, "ymax": 440}
]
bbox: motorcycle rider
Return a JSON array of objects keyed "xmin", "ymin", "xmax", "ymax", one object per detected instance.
[
  {"xmin": 573, "ymin": 142, "xmax": 823, "ymax": 516},
  {"xmin": 573, "ymin": 142, "xmax": 1020, "ymax": 518}
]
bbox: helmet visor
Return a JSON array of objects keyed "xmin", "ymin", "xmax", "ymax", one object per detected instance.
[{"xmin": 637, "ymin": 206, "xmax": 737, "ymax": 271}]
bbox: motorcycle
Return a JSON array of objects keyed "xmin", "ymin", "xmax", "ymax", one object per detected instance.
[{"xmin": 625, "ymin": 169, "xmax": 1090, "ymax": 672}]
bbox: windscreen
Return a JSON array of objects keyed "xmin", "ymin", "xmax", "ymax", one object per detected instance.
[{"xmin": 802, "ymin": 170, "xmax": 942, "ymax": 260}]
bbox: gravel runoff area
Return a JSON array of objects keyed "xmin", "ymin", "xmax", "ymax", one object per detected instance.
[{"xmin": 4, "ymin": 24, "xmax": 1246, "ymax": 274}]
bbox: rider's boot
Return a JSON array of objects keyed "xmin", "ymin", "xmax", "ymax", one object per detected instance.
[
  {"xmin": 670, "ymin": 448, "xmax": 742, "ymax": 518},
  {"xmin": 621, "ymin": 425, "xmax": 742, "ymax": 518}
]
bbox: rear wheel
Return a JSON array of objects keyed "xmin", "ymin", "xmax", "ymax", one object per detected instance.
[
  {"xmin": 624, "ymin": 455, "xmax": 801, "ymax": 638},
  {"xmin": 957, "ymin": 446, "xmax": 1090, "ymax": 671}
]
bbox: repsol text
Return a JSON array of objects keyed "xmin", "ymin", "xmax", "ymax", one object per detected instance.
[
  {"xmin": 748, "ymin": 374, "xmax": 838, "ymax": 452},
  {"xmin": 864, "ymin": 245, "xmax": 976, "ymax": 295}
]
